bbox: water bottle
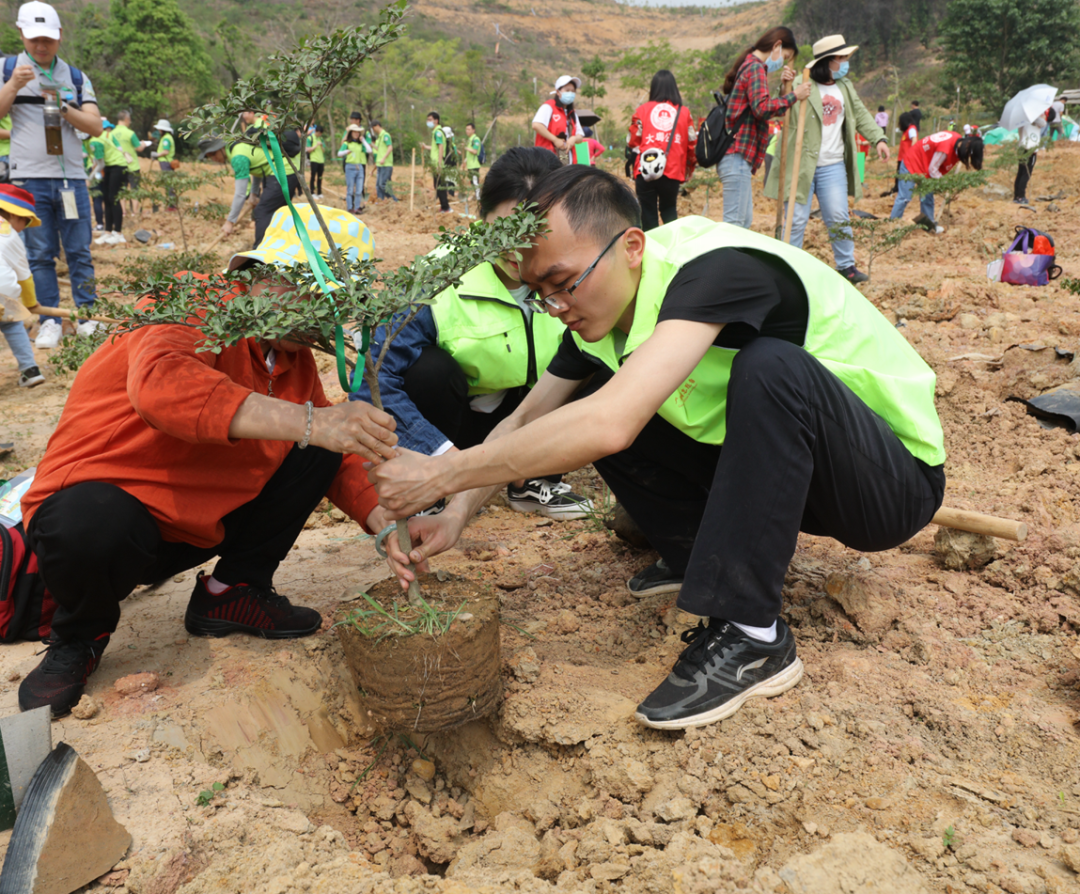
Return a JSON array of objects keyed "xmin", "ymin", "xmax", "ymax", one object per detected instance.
[{"xmin": 43, "ymin": 93, "xmax": 63, "ymax": 156}]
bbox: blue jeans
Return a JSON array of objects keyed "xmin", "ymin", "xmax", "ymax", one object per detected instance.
[
  {"xmin": 18, "ymin": 178, "xmax": 96, "ymax": 321},
  {"xmin": 345, "ymin": 164, "xmax": 365, "ymax": 211},
  {"xmin": 890, "ymin": 161, "xmax": 936, "ymax": 221},
  {"xmin": 376, "ymin": 166, "xmax": 396, "ymax": 200},
  {"xmin": 783, "ymin": 162, "xmax": 855, "ymax": 271},
  {"xmin": 1, "ymin": 319, "xmax": 35, "ymax": 370},
  {"xmin": 718, "ymin": 153, "xmax": 753, "ymax": 228}
]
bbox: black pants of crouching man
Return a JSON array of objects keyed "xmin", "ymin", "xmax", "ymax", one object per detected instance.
[
  {"xmin": 26, "ymin": 445, "xmax": 342, "ymax": 641},
  {"xmin": 586, "ymin": 337, "xmax": 946, "ymax": 627}
]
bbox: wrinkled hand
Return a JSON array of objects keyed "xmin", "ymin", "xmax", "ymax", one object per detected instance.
[
  {"xmin": 310, "ymin": 402, "xmax": 397, "ymax": 462},
  {"xmin": 381, "ymin": 510, "xmax": 468, "ymax": 590},
  {"xmin": 794, "ymin": 82, "xmax": 812, "ymax": 102},
  {"xmin": 366, "ymin": 448, "xmax": 447, "ymax": 519},
  {"xmin": 877, "ymin": 142, "xmax": 890, "ymax": 162},
  {"xmin": 10, "ymin": 66, "xmax": 35, "ymax": 91}
]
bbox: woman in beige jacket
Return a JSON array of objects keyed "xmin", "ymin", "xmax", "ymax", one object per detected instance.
[{"xmin": 764, "ymin": 35, "xmax": 889, "ymax": 283}]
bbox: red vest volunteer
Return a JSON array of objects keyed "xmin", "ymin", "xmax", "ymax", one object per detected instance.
[{"xmin": 628, "ymin": 101, "xmax": 697, "ymax": 181}]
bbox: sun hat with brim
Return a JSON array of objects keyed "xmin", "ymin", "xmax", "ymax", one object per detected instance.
[
  {"xmin": 153, "ymin": 119, "xmax": 173, "ymax": 133},
  {"xmin": 812, "ymin": 35, "xmax": 858, "ymax": 62},
  {"xmin": 227, "ymin": 203, "xmax": 374, "ymax": 273},
  {"xmin": 16, "ymin": 2, "xmax": 61, "ymax": 41},
  {"xmin": 0, "ymin": 184, "xmax": 41, "ymax": 227},
  {"xmin": 550, "ymin": 75, "xmax": 581, "ymax": 94},
  {"xmin": 197, "ymin": 137, "xmax": 226, "ymax": 160}
]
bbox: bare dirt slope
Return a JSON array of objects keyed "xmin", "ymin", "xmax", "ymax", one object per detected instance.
[{"xmin": 2, "ymin": 147, "xmax": 1080, "ymax": 893}]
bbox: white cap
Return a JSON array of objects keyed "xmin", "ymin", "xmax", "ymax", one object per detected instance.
[
  {"xmin": 153, "ymin": 119, "xmax": 173, "ymax": 133},
  {"xmin": 16, "ymin": 2, "xmax": 61, "ymax": 40},
  {"xmin": 550, "ymin": 75, "xmax": 581, "ymax": 95}
]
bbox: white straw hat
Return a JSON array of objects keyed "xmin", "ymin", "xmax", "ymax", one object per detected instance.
[{"xmin": 812, "ymin": 35, "xmax": 859, "ymax": 62}]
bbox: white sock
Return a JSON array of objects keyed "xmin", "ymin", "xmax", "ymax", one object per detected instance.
[
  {"xmin": 732, "ymin": 620, "xmax": 778, "ymax": 643},
  {"xmin": 205, "ymin": 576, "xmax": 231, "ymax": 595}
]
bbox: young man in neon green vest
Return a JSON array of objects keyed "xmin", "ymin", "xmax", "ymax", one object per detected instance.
[
  {"xmin": 463, "ymin": 121, "xmax": 482, "ymax": 202},
  {"xmin": 369, "ymin": 166, "xmax": 946, "ymax": 731},
  {"xmin": 371, "ymin": 120, "xmax": 396, "ymax": 202},
  {"xmin": 420, "ymin": 110, "xmax": 450, "ymax": 213},
  {"xmin": 306, "ymin": 124, "xmax": 325, "ymax": 199},
  {"xmin": 96, "ymin": 109, "xmax": 138, "ymax": 245}
]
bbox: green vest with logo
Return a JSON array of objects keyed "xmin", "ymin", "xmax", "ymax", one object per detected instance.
[
  {"xmin": 574, "ymin": 216, "xmax": 945, "ymax": 466},
  {"xmin": 430, "ymin": 262, "xmax": 566, "ymax": 396},
  {"xmin": 157, "ymin": 133, "xmax": 175, "ymax": 163},
  {"xmin": 107, "ymin": 123, "xmax": 138, "ymax": 169},
  {"xmin": 232, "ymin": 141, "xmax": 271, "ymax": 178}
]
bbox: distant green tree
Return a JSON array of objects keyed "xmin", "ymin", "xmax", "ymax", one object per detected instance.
[
  {"xmin": 213, "ymin": 19, "xmax": 255, "ymax": 87},
  {"xmin": 72, "ymin": 0, "xmax": 215, "ymax": 134},
  {"xmin": 940, "ymin": 0, "xmax": 1080, "ymax": 110},
  {"xmin": 616, "ymin": 40, "xmax": 725, "ymax": 114}
]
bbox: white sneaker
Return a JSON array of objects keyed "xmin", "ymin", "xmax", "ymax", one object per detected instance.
[
  {"xmin": 94, "ymin": 232, "xmax": 111, "ymax": 245},
  {"xmin": 76, "ymin": 320, "xmax": 99, "ymax": 337},
  {"xmin": 109, "ymin": 232, "xmax": 126, "ymax": 245},
  {"xmin": 35, "ymin": 318, "xmax": 62, "ymax": 349}
]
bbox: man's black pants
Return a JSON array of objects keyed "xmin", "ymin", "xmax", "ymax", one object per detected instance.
[
  {"xmin": 252, "ymin": 173, "xmax": 301, "ymax": 247},
  {"xmin": 1014, "ymin": 154, "xmax": 1036, "ymax": 201},
  {"xmin": 26, "ymin": 445, "xmax": 341, "ymax": 642},
  {"xmin": 102, "ymin": 164, "xmax": 126, "ymax": 232},
  {"xmin": 433, "ymin": 175, "xmax": 450, "ymax": 212},
  {"xmin": 403, "ymin": 345, "xmax": 527, "ymax": 449},
  {"xmin": 589, "ymin": 338, "xmax": 945, "ymax": 626},
  {"xmin": 309, "ymin": 162, "xmax": 324, "ymax": 195}
]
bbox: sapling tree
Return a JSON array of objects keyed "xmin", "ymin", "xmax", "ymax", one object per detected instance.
[
  {"xmin": 55, "ymin": 0, "xmax": 545, "ymax": 606},
  {"xmin": 121, "ymin": 166, "xmax": 229, "ymax": 251},
  {"xmin": 827, "ymin": 217, "xmax": 917, "ymax": 277},
  {"xmin": 898, "ymin": 168, "xmax": 989, "ymax": 224}
]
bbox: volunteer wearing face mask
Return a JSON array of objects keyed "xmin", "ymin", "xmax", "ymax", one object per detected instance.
[
  {"xmin": 718, "ymin": 26, "xmax": 810, "ymax": 229},
  {"xmin": 532, "ymin": 75, "xmax": 585, "ymax": 165},
  {"xmin": 765, "ymin": 35, "xmax": 889, "ymax": 285}
]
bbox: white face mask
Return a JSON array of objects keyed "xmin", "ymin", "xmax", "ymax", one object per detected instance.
[
  {"xmin": 559, "ymin": 91, "xmax": 576, "ymax": 105},
  {"xmin": 426, "ymin": 120, "xmax": 435, "ymax": 129}
]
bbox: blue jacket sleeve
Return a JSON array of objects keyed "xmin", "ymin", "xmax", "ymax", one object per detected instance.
[{"xmin": 350, "ymin": 305, "xmax": 450, "ymax": 455}]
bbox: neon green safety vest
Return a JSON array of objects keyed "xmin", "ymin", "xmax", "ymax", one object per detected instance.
[
  {"xmin": 308, "ymin": 134, "xmax": 325, "ymax": 165},
  {"xmin": 430, "ymin": 262, "xmax": 566, "ymax": 396},
  {"xmin": 429, "ymin": 127, "xmax": 444, "ymax": 166},
  {"xmin": 340, "ymin": 135, "xmax": 366, "ymax": 165},
  {"xmin": 375, "ymin": 131, "xmax": 393, "ymax": 167},
  {"xmin": 109, "ymin": 123, "xmax": 140, "ymax": 171},
  {"xmin": 575, "ymin": 216, "xmax": 946, "ymax": 466},
  {"xmin": 157, "ymin": 133, "xmax": 175, "ymax": 163},
  {"xmin": 232, "ymin": 141, "xmax": 271, "ymax": 178}
]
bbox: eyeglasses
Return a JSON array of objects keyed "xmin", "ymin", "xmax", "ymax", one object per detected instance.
[{"xmin": 523, "ymin": 228, "xmax": 629, "ymax": 314}]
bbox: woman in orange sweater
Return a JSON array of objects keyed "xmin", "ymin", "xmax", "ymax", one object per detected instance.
[{"xmin": 19, "ymin": 206, "xmax": 397, "ymax": 718}]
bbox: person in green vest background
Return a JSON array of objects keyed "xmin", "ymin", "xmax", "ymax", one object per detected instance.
[
  {"xmin": 352, "ymin": 147, "xmax": 592, "ymax": 521},
  {"xmin": 463, "ymin": 121, "xmax": 482, "ymax": 202},
  {"xmin": 306, "ymin": 124, "xmax": 325, "ymax": 199},
  {"xmin": 197, "ymin": 135, "xmax": 254, "ymax": 238},
  {"xmin": 420, "ymin": 110, "xmax": 450, "ymax": 213},
  {"xmin": 371, "ymin": 119, "xmax": 395, "ymax": 201},
  {"xmin": 368, "ymin": 165, "xmax": 946, "ymax": 731},
  {"xmin": 113, "ymin": 110, "xmax": 143, "ymax": 218},
  {"xmin": 96, "ymin": 109, "xmax": 138, "ymax": 245},
  {"xmin": 337, "ymin": 113, "xmax": 369, "ymax": 214},
  {"xmin": 86, "ymin": 118, "xmax": 110, "ymax": 230},
  {"xmin": 150, "ymin": 118, "xmax": 176, "ymax": 209}
]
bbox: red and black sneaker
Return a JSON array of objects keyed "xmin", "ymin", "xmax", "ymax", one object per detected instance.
[
  {"xmin": 19, "ymin": 633, "xmax": 110, "ymax": 718},
  {"xmin": 184, "ymin": 572, "xmax": 322, "ymax": 640}
]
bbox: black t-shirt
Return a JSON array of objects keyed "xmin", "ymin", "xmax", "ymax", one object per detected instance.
[
  {"xmin": 546, "ymin": 247, "xmax": 809, "ymax": 381},
  {"xmin": 910, "ymin": 108, "xmax": 923, "ymax": 130}
]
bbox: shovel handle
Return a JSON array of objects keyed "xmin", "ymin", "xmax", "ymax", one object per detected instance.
[{"xmin": 931, "ymin": 507, "xmax": 1027, "ymax": 542}]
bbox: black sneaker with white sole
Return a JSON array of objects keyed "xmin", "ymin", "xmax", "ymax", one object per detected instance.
[
  {"xmin": 506, "ymin": 479, "xmax": 593, "ymax": 520},
  {"xmin": 414, "ymin": 498, "xmax": 447, "ymax": 517},
  {"xmin": 19, "ymin": 366, "xmax": 45, "ymax": 388},
  {"xmin": 627, "ymin": 557, "xmax": 683, "ymax": 597},
  {"xmin": 635, "ymin": 618, "xmax": 803, "ymax": 730}
]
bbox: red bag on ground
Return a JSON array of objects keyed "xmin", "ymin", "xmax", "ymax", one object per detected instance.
[
  {"xmin": 999, "ymin": 227, "xmax": 1063, "ymax": 287},
  {"xmin": 0, "ymin": 523, "xmax": 56, "ymax": 642}
]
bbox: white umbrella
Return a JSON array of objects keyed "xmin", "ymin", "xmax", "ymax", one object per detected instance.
[{"xmin": 1000, "ymin": 84, "xmax": 1057, "ymax": 131}]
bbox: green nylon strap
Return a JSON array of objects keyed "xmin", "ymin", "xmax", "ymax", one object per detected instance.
[{"xmin": 259, "ymin": 131, "xmax": 363, "ymax": 394}]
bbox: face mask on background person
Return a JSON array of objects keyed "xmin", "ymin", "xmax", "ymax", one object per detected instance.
[
  {"xmin": 765, "ymin": 50, "xmax": 784, "ymax": 74},
  {"xmin": 834, "ymin": 61, "xmax": 849, "ymax": 79},
  {"xmin": 559, "ymin": 91, "xmax": 576, "ymax": 105},
  {"xmin": 426, "ymin": 120, "xmax": 435, "ymax": 129}
]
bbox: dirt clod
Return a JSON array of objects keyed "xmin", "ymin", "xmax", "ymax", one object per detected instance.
[
  {"xmin": 71, "ymin": 694, "xmax": 101, "ymax": 719},
  {"xmin": 114, "ymin": 672, "xmax": 160, "ymax": 696},
  {"xmin": 934, "ymin": 528, "xmax": 999, "ymax": 569}
]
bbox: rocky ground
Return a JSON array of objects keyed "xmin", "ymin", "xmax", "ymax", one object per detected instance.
[{"xmin": 2, "ymin": 147, "xmax": 1080, "ymax": 893}]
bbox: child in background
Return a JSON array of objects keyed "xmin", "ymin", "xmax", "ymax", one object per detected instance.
[{"xmin": 0, "ymin": 184, "xmax": 45, "ymax": 388}]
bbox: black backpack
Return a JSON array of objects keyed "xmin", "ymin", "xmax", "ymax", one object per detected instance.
[{"xmin": 696, "ymin": 60, "xmax": 752, "ymax": 168}]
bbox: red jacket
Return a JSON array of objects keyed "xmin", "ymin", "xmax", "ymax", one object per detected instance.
[
  {"xmin": 534, "ymin": 99, "xmax": 579, "ymax": 153},
  {"xmin": 629, "ymin": 102, "xmax": 697, "ymax": 181},
  {"xmin": 905, "ymin": 131, "xmax": 962, "ymax": 177},
  {"xmin": 22, "ymin": 294, "xmax": 379, "ymax": 548}
]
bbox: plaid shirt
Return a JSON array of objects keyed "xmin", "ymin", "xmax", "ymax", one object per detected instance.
[{"xmin": 725, "ymin": 54, "xmax": 796, "ymax": 173}]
